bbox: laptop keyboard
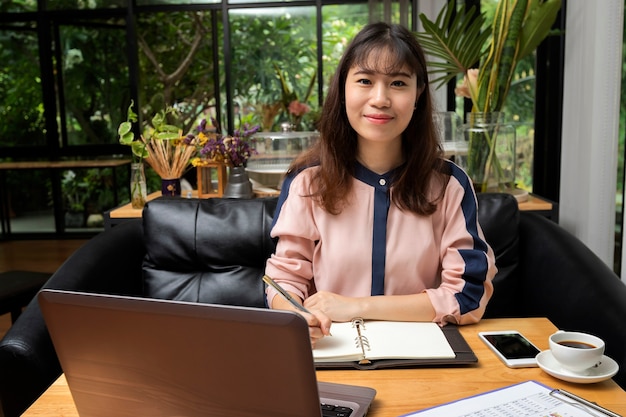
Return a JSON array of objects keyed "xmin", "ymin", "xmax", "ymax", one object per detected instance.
[{"xmin": 321, "ymin": 403, "xmax": 353, "ymax": 417}]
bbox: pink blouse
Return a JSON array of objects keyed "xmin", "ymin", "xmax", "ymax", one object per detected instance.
[{"xmin": 265, "ymin": 161, "xmax": 496, "ymax": 325}]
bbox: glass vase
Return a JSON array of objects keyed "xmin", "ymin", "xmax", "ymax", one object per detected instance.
[
  {"xmin": 460, "ymin": 112, "xmax": 516, "ymax": 193},
  {"xmin": 129, "ymin": 162, "xmax": 147, "ymax": 209}
]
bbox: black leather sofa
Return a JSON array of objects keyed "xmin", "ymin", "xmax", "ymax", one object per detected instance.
[{"xmin": 1, "ymin": 193, "xmax": 626, "ymax": 417}]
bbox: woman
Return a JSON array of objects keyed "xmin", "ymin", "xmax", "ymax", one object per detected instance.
[{"xmin": 264, "ymin": 22, "xmax": 496, "ymax": 345}]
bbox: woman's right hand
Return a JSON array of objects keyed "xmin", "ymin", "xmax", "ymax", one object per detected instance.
[
  {"xmin": 302, "ymin": 309, "xmax": 332, "ymax": 348},
  {"xmin": 270, "ymin": 291, "xmax": 332, "ymax": 347}
]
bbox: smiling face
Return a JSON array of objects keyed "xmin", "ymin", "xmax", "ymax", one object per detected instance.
[{"xmin": 344, "ymin": 49, "xmax": 421, "ymax": 153}]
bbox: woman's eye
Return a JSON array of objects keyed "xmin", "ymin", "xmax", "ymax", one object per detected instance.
[
  {"xmin": 391, "ymin": 80, "xmax": 407, "ymax": 87},
  {"xmin": 357, "ymin": 79, "xmax": 372, "ymax": 85}
]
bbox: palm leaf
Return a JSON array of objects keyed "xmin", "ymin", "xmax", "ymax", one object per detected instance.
[
  {"xmin": 416, "ymin": 2, "xmax": 491, "ymax": 89},
  {"xmin": 518, "ymin": 0, "xmax": 562, "ymax": 59},
  {"xmin": 477, "ymin": 0, "xmax": 527, "ymax": 112}
]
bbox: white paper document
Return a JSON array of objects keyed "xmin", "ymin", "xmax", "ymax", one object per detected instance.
[{"xmin": 402, "ymin": 380, "xmax": 618, "ymax": 417}]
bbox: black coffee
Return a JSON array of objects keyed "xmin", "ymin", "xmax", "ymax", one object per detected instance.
[{"xmin": 558, "ymin": 340, "xmax": 596, "ymax": 349}]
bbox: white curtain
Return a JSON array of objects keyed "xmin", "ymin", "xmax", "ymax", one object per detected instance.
[{"xmin": 560, "ymin": 0, "xmax": 624, "ymax": 276}]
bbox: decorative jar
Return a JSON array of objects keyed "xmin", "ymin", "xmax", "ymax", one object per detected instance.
[{"xmin": 161, "ymin": 178, "xmax": 181, "ymax": 197}]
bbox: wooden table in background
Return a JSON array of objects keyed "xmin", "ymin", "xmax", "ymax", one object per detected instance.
[
  {"xmin": 517, "ymin": 193, "xmax": 558, "ymax": 221},
  {"xmin": 22, "ymin": 317, "xmax": 626, "ymax": 416},
  {"xmin": 105, "ymin": 191, "xmax": 556, "ymax": 229},
  {"xmin": 104, "ymin": 188, "xmax": 281, "ymax": 229}
]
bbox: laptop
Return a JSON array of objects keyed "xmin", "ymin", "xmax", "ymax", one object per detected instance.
[{"xmin": 38, "ymin": 289, "xmax": 376, "ymax": 417}]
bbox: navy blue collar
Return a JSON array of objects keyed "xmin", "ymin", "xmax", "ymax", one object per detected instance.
[{"xmin": 353, "ymin": 161, "xmax": 402, "ymax": 192}]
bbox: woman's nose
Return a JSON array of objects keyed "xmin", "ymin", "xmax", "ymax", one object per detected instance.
[{"xmin": 370, "ymin": 84, "xmax": 391, "ymax": 107}]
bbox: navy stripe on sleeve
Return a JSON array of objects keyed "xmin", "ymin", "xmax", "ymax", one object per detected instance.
[{"xmin": 447, "ymin": 161, "xmax": 490, "ymax": 314}]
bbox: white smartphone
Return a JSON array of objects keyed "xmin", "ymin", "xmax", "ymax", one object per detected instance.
[{"xmin": 478, "ymin": 330, "xmax": 541, "ymax": 368}]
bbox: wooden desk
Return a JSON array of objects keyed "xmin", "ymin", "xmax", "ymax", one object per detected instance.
[
  {"xmin": 22, "ymin": 318, "xmax": 626, "ymax": 416},
  {"xmin": 0, "ymin": 158, "xmax": 131, "ymax": 236}
]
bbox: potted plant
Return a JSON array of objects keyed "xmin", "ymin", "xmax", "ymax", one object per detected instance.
[
  {"xmin": 415, "ymin": 0, "xmax": 561, "ymax": 192},
  {"xmin": 61, "ymin": 170, "xmax": 88, "ymax": 227},
  {"xmin": 118, "ymin": 101, "xmax": 199, "ymax": 199}
]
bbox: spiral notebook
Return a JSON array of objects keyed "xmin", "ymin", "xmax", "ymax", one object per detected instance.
[{"xmin": 314, "ymin": 318, "xmax": 476, "ymax": 370}]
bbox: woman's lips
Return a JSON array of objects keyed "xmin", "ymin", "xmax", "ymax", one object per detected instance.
[{"xmin": 364, "ymin": 114, "xmax": 393, "ymax": 124}]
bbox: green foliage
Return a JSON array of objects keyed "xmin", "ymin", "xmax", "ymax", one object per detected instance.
[
  {"xmin": 0, "ymin": 26, "xmax": 47, "ymax": 146},
  {"xmin": 118, "ymin": 101, "xmax": 181, "ymax": 160},
  {"xmin": 0, "ymin": 0, "xmax": 36, "ymax": 13},
  {"xmin": 60, "ymin": 22, "xmax": 130, "ymax": 145},
  {"xmin": 416, "ymin": 4, "xmax": 490, "ymax": 90},
  {"xmin": 61, "ymin": 168, "xmax": 118, "ymax": 213},
  {"xmin": 229, "ymin": 11, "xmax": 318, "ymax": 130},
  {"xmin": 230, "ymin": 13, "xmax": 316, "ymax": 102},
  {"xmin": 61, "ymin": 170, "xmax": 89, "ymax": 212},
  {"xmin": 477, "ymin": 0, "xmax": 528, "ymax": 112},
  {"xmin": 135, "ymin": 11, "xmax": 216, "ymax": 134},
  {"xmin": 416, "ymin": 0, "xmax": 561, "ymax": 113},
  {"xmin": 518, "ymin": 0, "xmax": 563, "ymax": 59}
]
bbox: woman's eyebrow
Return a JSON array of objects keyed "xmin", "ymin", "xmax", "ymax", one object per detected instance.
[{"xmin": 352, "ymin": 68, "xmax": 413, "ymax": 78}]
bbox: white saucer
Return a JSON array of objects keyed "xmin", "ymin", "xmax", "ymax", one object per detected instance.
[{"xmin": 536, "ymin": 350, "xmax": 619, "ymax": 384}]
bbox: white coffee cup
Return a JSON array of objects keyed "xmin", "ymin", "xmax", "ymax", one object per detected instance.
[{"xmin": 549, "ymin": 330, "xmax": 605, "ymax": 373}]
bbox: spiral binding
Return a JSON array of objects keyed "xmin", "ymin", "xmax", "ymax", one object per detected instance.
[{"xmin": 351, "ymin": 318, "xmax": 371, "ymax": 365}]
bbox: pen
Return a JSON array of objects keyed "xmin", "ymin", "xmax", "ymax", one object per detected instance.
[
  {"xmin": 550, "ymin": 388, "xmax": 621, "ymax": 417},
  {"xmin": 262, "ymin": 274, "xmax": 313, "ymax": 315}
]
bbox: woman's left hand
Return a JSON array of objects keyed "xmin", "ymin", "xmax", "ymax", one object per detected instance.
[{"xmin": 304, "ymin": 291, "xmax": 360, "ymax": 322}]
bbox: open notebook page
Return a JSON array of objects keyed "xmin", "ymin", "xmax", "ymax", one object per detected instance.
[{"xmin": 313, "ymin": 321, "xmax": 455, "ymax": 362}]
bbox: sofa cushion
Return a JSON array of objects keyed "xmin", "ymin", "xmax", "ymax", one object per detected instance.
[
  {"xmin": 477, "ymin": 193, "xmax": 521, "ymax": 317},
  {"xmin": 142, "ymin": 197, "xmax": 278, "ymax": 308}
]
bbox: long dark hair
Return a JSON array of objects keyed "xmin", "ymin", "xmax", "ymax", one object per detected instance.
[{"xmin": 289, "ymin": 22, "xmax": 449, "ymax": 215}]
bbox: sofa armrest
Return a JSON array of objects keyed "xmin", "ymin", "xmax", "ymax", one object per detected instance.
[
  {"xmin": 517, "ymin": 212, "xmax": 626, "ymax": 389},
  {"xmin": 0, "ymin": 219, "xmax": 145, "ymax": 417}
]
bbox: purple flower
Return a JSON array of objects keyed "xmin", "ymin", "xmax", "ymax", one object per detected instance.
[{"xmin": 188, "ymin": 119, "xmax": 260, "ymax": 167}]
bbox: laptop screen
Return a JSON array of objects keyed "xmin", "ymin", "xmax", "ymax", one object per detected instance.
[{"xmin": 39, "ymin": 289, "xmax": 375, "ymax": 417}]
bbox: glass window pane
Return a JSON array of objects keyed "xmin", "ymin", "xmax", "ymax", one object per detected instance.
[
  {"xmin": 368, "ymin": 0, "xmax": 411, "ymax": 28},
  {"xmin": 5, "ymin": 169, "xmax": 55, "ymax": 234},
  {"xmin": 502, "ymin": 57, "xmax": 536, "ymax": 192},
  {"xmin": 58, "ymin": 20, "xmax": 129, "ymax": 146},
  {"xmin": 137, "ymin": 0, "xmax": 219, "ymax": 5},
  {"xmin": 229, "ymin": 0, "xmax": 298, "ymax": 4},
  {"xmin": 229, "ymin": 7, "xmax": 318, "ymax": 131},
  {"xmin": 0, "ymin": 23, "xmax": 46, "ymax": 147},
  {"xmin": 46, "ymin": 0, "xmax": 127, "ymax": 10},
  {"xmin": 135, "ymin": 10, "xmax": 217, "ymax": 135},
  {"xmin": 321, "ymin": 5, "xmax": 368, "ymax": 98},
  {"xmin": 1, "ymin": 1, "xmax": 37, "ymax": 12},
  {"xmin": 482, "ymin": 0, "xmax": 535, "ymax": 192}
]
